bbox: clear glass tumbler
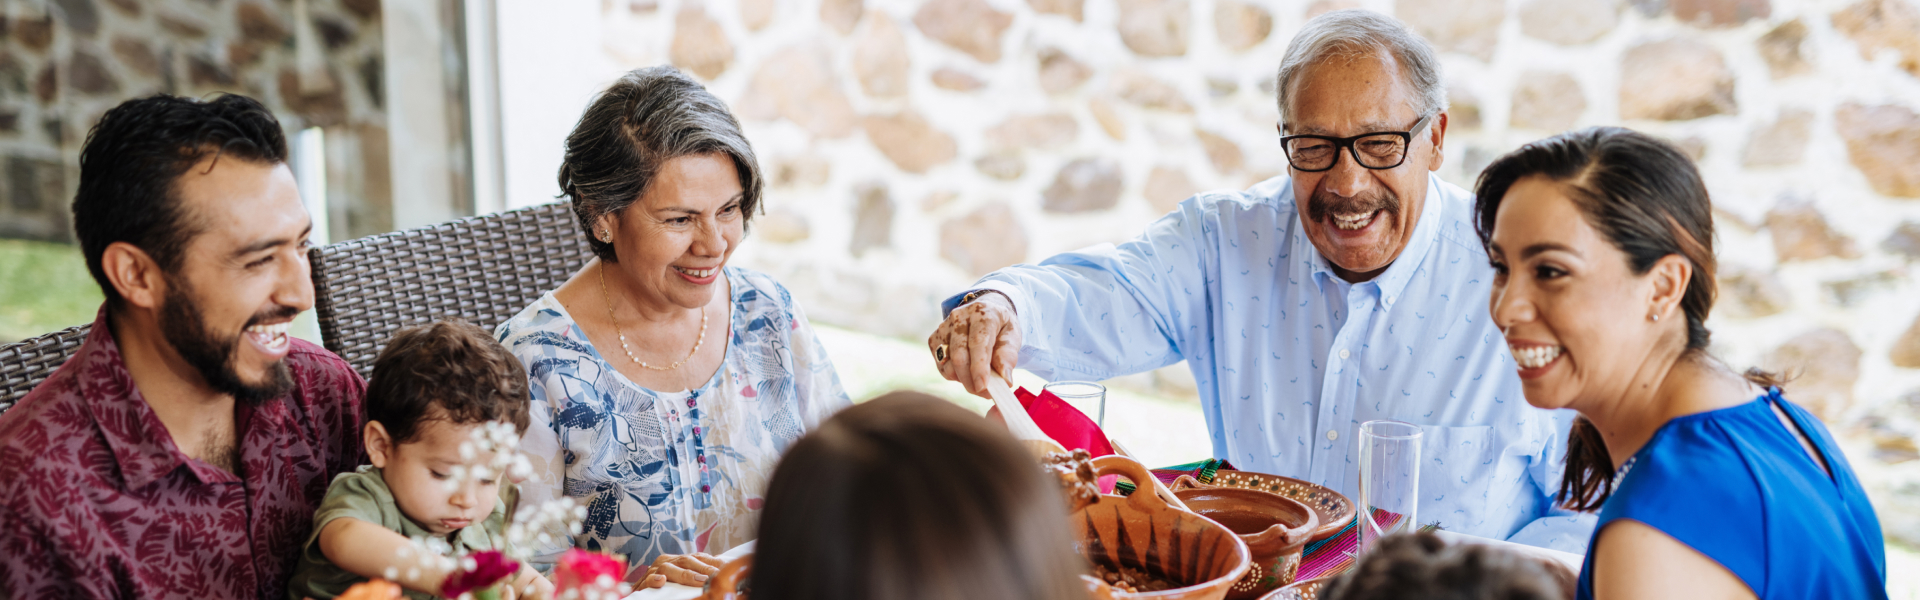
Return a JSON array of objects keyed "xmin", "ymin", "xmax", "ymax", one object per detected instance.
[
  {"xmin": 1043, "ymin": 381, "xmax": 1107, "ymax": 428},
  {"xmin": 1357, "ymin": 419, "xmax": 1422, "ymax": 553}
]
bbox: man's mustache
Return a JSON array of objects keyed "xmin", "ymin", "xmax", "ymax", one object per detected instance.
[{"xmin": 1308, "ymin": 188, "xmax": 1401, "ymax": 223}]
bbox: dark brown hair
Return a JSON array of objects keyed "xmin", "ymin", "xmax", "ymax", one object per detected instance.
[
  {"xmin": 1320, "ymin": 532, "xmax": 1565, "ymax": 600},
  {"xmin": 557, "ymin": 65, "xmax": 762, "ymax": 263},
  {"xmin": 1473, "ymin": 127, "xmax": 1779, "ymax": 511},
  {"xmin": 365, "ymin": 320, "xmax": 532, "ymax": 444},
  {"xmin": 72, "ymin": 93, "xmax": 288, "ymax": 307},
  {"xmin": 750, "ymin": 392, "xmax": 1088, "ymax": 600}
]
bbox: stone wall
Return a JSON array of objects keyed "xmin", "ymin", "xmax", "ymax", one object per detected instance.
[
  {"xmin": 0, "ymin": 0, "xmax": 388, "ymax": 242},
  {"xmin": 591, "ymin": 0, "xmax": 1920, "ymax": 542}
]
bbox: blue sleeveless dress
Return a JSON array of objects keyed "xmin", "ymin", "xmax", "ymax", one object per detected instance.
[{"xmin": 1575, "ymin": 388, "xmax": 1886, "ymax": 599}]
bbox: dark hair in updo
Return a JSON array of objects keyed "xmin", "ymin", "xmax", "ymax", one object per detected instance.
[
  {"xmin": 1471, "ymin": 126, "xmax": 1760, "ymax": 512},
  {"xmin": 557, "ymin": 65, "xmax": 762, "ymax": 263}
]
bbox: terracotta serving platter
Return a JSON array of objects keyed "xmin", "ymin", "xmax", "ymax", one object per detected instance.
[{"xmin": 1168, "ymin": 470, "xmax": 1353, "ymax": 543}]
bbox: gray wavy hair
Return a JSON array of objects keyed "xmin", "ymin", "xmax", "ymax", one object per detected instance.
[
  {"xmin": 558, "ymin": 65, "xmax": 763, "ymax": 263},
  {"xmin": 1274, "ymin": 9, "xmax": 1447, "ymax": 128}
]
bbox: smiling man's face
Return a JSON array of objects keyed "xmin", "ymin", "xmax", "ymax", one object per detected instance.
[
  {"xmin": 159, "ymin": 156, "xmax": 314, "ymax": 404},
  {"xmin": 1283, "ymin": 49, "xmax": 1447, "ymax": 282}
]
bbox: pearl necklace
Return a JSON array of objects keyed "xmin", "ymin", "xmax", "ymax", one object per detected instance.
[{"xmin": 599, "ymin": 262, "xmax": 707, "ymax": 371}]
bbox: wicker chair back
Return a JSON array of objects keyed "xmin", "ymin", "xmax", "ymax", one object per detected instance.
[
  {"xmin": 310, "ymin": 202, "xmax": 592, "ymax": 377},
  {"xmin": 0, "ymin": 325, "xmax": 91, "ymax": 415}
]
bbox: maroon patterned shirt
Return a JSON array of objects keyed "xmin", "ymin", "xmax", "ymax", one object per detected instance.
[{"xmin": 0, "ymin": 310, "xmax": 366, "ymax": 599}]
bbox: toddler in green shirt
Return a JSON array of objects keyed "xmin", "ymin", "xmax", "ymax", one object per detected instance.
[{"xmin": 289, "ymin": 321, "xmax": 553, "ymax": 599}]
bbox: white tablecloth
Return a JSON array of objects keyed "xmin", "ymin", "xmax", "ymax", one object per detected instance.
[{"xmin": 621, "ymin": 541, "xmax": 756, "ymax": 600}]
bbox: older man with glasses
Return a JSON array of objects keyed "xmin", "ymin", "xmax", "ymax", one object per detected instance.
[{"xmin": 926, "ymin": 9, "xmax": 1595, "ymax": 552}]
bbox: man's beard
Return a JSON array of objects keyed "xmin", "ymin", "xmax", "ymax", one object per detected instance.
[
  {"xmin": 159, "ymin": 281, "xmax": 297, "ymax": 405},
  {"xmin": 1307, "ymin": 187, "xmax": 1402, "ymax": 227}
]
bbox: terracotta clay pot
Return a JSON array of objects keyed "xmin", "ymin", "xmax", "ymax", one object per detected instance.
[
  {"xmin": 1260, "ymin": 575, "xmax": 1335, "ymax": 600},
  {"xmin": 1173, "ymin": 484, "xmax": 1319, "ymax": 600},
  {"xmin": 1075, "ymin": 455, "xmax": 1253, "ymax": 600},
  {"xmin": 699, "ymin": 554, "xmax": 751, "ymax": 600}
]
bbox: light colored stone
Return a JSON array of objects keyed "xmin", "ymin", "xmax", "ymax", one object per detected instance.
[
  {"xmin": 1822, "ymin": 269, "xmax": 1900, "ymax": 307},
  {"xmin": 1043, "ymin": 158, "xmax": 1124, "ymax": 213},
  {"xmin": 850, "ymin": 182, "xmax": 894, "ymax": 257},
  {"xmin": 1757, "ymin": 18, "xmax": 1811, "ymax": 79},
  {"xmin": 1396, "ymin": 0, "xmax": 1504, "ymax": 61},
  {"xmin": 1195, "ymin": 129, "xmax": 1243, "ymax": 174},
  {"xmin": 1628, "ymin": 0, "xmax": 1666, "ymax": 16},
  {"xmin": 1519, "ymin": 0, "xmax": 1619, "ymax": 45},
  {"xmin": 862, "ymin": 110, "xmax": 958, "ymax": 173},
  {"xmin": 1716, "ymin": 264, "xmax": 1792, "ymax": 318},
  {"xmin": 1029, "ymin": 0, "xmax": 1084, "ymax": 21},
  {"xmin": 1509, "ymin": 70, "xmax": 1585, "ymax": 131},
  {"xmin": 1672, "ymin": 136, "xmax": 1708, "ymax": 162},
  {"xmin": 1089, "ymin": 97, "xmax": 1127, "ymax": 140},
  {"xmin": 921, "ymin": 190, "xmax": 959, "ymax": 211},
  {"xmin": 931, "ymin": 67, "xmax": 985, "ymax": 91},
  {"xmin": 278, "ymin": 68, "xmax": 346, "ymax": 126},
  {"xmin": 1835, "ymin": 103, "xmax": 1920, "ymax": 198},
  {"xmin": 1214, "ymin": 1, "xmax": 1271, "ymax": 52},
  {"xmin": 770, "ymin": 154, "xmax": 831, "ymax": 188},
  {"xmin": 852, "ymin": 14, "xmax": 910, "ymax": 98},
  {"xmin": 1619, "ymin": 37, "xmax": 1737, "ymax": 121},
  {"xmin": 757, "ymin": 207, "xmax": 811, "ymax": 243},
  {"xmin": 986, "ymin": 113, "xmax": 1079, "ymax": 150},
  {"xmin": 1037, "ymin": 47, "xmax": 1092, "ymax": 94},
  {"xmin": 1672, "ymin": 0, "xmax": 1770, "ymax": 26},
  {"xmin": 913, "ymin": 0, "xmax": 1013, "ymax": 63},
  {"xmin": 1742, "ymin": 109, "xmax": 1812, "ymax": 167},
  {"xmin": 1893, "ymin": 314, "xmax": 1920, "ymax": 368},
  {"xmin": 1883, "ymin": 221, "xmax": 1920, "ymax": 259},
  {"xmin": 1110, "ymin": 69, "xmax": 1192, "ymax": 113},
  {"xmin": 1765, "ymin": 199, "xmax": 1861, "ymax": 262},
  {"xmin": 1117, "ymin": 0, "xmax": 1190, "ymax": 57},
  {"xmin": 68, "ymin": 48, "xmax": 118, "ymax": 96},
  {"xmin": 1834, "ymin": 0, "xmax": 1920, "ymax": 78},
  {"xmin": 1759, "ymin": 328, "xmax": 1862, "ymax": 422},
  {"xmin": 821, "ymin": 0, "xmax": 863, "ymax": 35},
  {"xmin": 1449, "ymin": 86, "xmax": 1483, "ymax": 130},
  {"xmin": 1305, "ymin": 0, "xmax": 1360, "ymax": 19},
  {"xmin": 1206, "ymin": 76, "xmax": 1237, "ymax": 98},
  {"xmin": 740, "ymin": 0, "xmax": 776, "ymax": 31},
  {"xmin": 237, "ymin": 2, "xmax": 289, "ymax": 43},
  {"xmin": 670, "ymin": 6, "xmax": 734, "ymax": 79},
  {"xmin": 738, "ymin": 44, "xmax": 858, "ymax": 138},
  {"xmin": 1145, "ymin": 165, "xmax": 1197, "ymax": 212},
  {"xmin": 941, "ymin": 202, "xmax": 1030, "ymax": 276},
  {"xmin": 975, "ymin": 151, "xmax": 1026, "ymax": 180}
]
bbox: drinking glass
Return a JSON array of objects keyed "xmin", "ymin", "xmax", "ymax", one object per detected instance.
[
  {"xmin": 1357, "ymin": 420, "xmax": 1422, "ymax": 553},
  {"xmin": 1043, "ymin": 381, "xmax": 1106, "ymax": 428}
]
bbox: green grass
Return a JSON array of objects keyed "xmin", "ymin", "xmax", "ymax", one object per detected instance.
[{"xmin": 0, "ymin": 239, "xmax": 103, "ymax": 343}]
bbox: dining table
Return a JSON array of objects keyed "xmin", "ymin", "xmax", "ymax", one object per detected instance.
[{"xmin": 622, "ymin": 541, "xmax": 757, "ymax": 600}]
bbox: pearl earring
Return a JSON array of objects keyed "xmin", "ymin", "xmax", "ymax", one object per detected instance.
[
  {"xmin": 599, "ymin": 229, "xmax": 611, "ymax": 242},
  {"xmin": 1650, "ymin": 312, "xmax": 1660, "ymax": 322}
]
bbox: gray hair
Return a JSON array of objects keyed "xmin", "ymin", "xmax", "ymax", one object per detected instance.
[
  {"xmin": 1274, "ymin": 9, "xmax": 1447, "ymax": 128},
  {"xmin": 559, "ymin": 65, "xmax": 763, "ymax": 262}
]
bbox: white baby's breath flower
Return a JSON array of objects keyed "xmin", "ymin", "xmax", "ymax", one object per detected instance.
[
  {"xmin": 405, "ymin": 567, "xmax": 420, "ymax": 581},
  {"xmin": 383, "ymin": 567, "xmax": 399, "ymax": 580},
  {"xmin": 458, "ymin": 441, "xmax": 476, "ymax": 461}
]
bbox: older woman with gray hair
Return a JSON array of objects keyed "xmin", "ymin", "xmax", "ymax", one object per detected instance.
[{"xmin": 496, "ymin": 65, "xmax": 849, "ymax": 587}]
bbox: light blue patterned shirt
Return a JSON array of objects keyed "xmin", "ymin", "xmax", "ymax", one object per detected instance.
[{"xmin": 950, "ymin": 173, "xmax": 1595, "ymax": 553}]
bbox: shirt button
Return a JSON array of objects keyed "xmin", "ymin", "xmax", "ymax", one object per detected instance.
[
  {"xmin": 1338, "ymin": 349, "xmax": 1350, "ymax": 359},
  {"xmin": 1327, "ymin": 430, "xmax": 1339, "ymax": 441}
]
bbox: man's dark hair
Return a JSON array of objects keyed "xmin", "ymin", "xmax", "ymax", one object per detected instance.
[
  {"xmin": 71, "ymin": 93, "xmax": 289, "ymax": 307},
  {"xmin": 1320, "ymin": 532, "xmax": 1568, "ymax": 600},
  {"xmin": 365, "ymin": 320, "xmax": 532, "ymax": 445}
]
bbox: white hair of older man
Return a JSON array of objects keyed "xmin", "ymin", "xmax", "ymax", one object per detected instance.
[{"xmin": 1274, "ymin": 9, "xmax": 1448, "ymax": 128}]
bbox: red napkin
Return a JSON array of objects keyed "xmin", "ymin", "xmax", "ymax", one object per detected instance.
[{"xmin": 987, "ymin": 386, "xmax": 1119, "ymax": 492}]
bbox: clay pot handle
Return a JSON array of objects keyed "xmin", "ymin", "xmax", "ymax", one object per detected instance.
[
  {"xmin": 699, "ymin": 554, "xmax": 753, "ymax": 600},
  {"xmin": 1090, "ymin": 455, "xmax": 1190, "ymax": 513},
  {"xmin": 1168, "ymin": 474, "xmax": 1218, "ymax": 492}
]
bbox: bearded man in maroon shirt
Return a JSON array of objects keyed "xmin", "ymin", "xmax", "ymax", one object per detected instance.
[{"xmin": 0, "ymin": 94, "xmax": 366, "ymax": 598}]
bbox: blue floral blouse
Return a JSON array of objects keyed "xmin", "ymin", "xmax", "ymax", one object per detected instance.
[{"xmin": 496, "ymin": 267, "xmax": 850, "ymax": 567}]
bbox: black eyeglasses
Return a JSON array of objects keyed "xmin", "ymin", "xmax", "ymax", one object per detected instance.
[{"xmin": 1279, "ymin": 112, "xmax": 1435, "ymax": 172}]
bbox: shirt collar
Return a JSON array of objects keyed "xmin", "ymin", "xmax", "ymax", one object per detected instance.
[
  {"xmin": 76, "ymin": 305, "xmax": 192, "ymax": 490},
  {"xmin": 1302, "ymin": 172, "xmax": 1448, "ymax": 303}
]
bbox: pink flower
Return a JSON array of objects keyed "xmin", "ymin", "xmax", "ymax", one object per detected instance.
[
  {"xmin": 555, "ymin": 549, "xmax": 627, "ymax": 592},
  {"xmin": 441, "ymin": 550, "xmax": 520, "ymax": 597}
]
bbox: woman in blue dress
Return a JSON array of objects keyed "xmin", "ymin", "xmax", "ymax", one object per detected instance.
[
  {"xmin": 1472, "ymin": 127, "xmax": 1886, "ymax": 600},
  {"xmin": 496, "ymin": 66, "xmax": 850, "ymax": 588}
]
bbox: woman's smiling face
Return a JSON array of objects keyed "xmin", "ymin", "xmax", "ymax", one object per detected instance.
[
  {"xmin": 1487, "ymin": 176, "xmax": 1669, "ymax": 411},
  {"xmin": 601, "ymin": 153, "xmax": 745, "ymax": 309}
]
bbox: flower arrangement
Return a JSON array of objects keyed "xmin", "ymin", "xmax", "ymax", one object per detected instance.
[
  {"xmin": 553, "ymin": 549, "xmax": 629, "ymax": 600},
  {"xmin": 381, "ymin": 421, "xmax": 631, "ymax": 600}
]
